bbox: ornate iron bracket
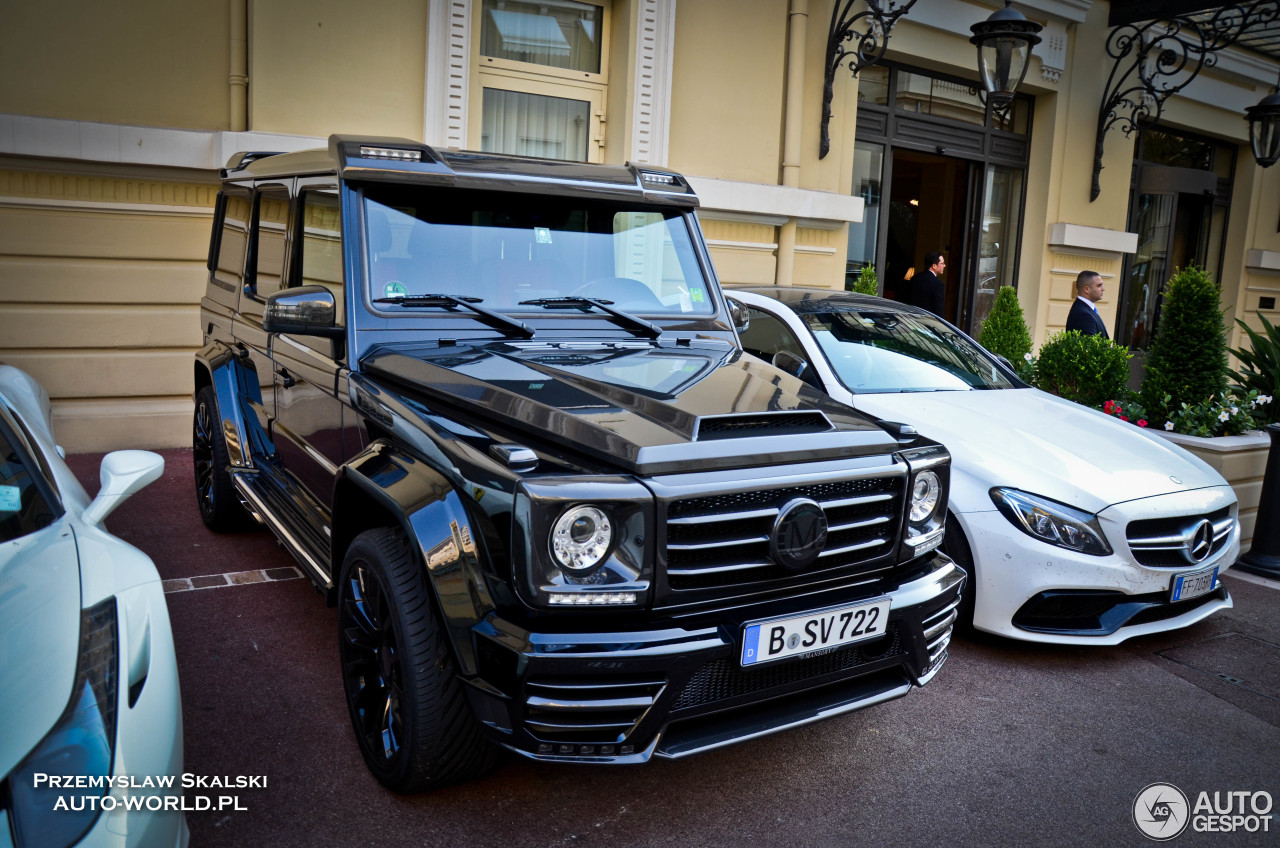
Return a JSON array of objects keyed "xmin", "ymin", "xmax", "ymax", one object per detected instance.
[
  {"xmin": 821, "ymin": 0, "xmax": 919, "ymax": 159},
  {"xmin": 1091, "ymin": 2, "xmax": 1279, "ymax": 201}
]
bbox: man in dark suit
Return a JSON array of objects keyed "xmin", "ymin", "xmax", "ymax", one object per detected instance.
[
  {"xmin": 1065, "ymin": 270, "xmax": 1109, "ymax": 338},
  {"xmin": 910, "ymin": 252, "xmax": 946, "ymax": 317}
]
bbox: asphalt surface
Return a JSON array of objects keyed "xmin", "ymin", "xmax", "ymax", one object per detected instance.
[{"xmin": 70, "ymin": 448, "xmax": 1280, "ymax": 848}]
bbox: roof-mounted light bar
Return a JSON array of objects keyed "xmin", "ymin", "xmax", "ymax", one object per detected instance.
[
  {"xmin": 639, "ymin": 170, "xmax": 678, "ymax": 186},
  {"xmin": 359, "ymin": 146, "xmax": 423, "ymax": 162}
]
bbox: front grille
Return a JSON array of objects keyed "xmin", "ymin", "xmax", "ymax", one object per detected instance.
[
  {"xmin": 524, "ymin": 677, "xmax": 665, "ymax": 744},
  {"xmin": 1127, "ymin": 506, "xmax": 1234, "ymax": 567},
  {"xmin": 695, "ymin": 411, "xmax": 832, "ymax": 441},
  {"xmin": 664, "ymin": 475, "xmax": 903, "ymax": 592},
  {"xmin": 671, "ymin": 625, "xmax": 901, "ymax": 711}
]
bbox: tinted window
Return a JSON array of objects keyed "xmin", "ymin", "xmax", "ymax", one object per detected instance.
[
  {"xmin": 363, "ymin": 186, "xmax": 713, "ymax": 316},
  {"xmin": 213, "ymin": 189, "xmax": 251, "ymax": 293},
  {"xmin": 298, "ymin": 189, "xmax": 345, "ymax": 326},
  {"xmin": 251, "ymin": 187, "xmax": 291, "ymax": 300},
  {"xmin": 0, "ymin": 419, "xmax": 58, "ymax": 542}
]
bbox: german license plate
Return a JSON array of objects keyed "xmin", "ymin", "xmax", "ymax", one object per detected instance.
[
  {"xmin": 1171, "ymin": 565, "xmax": 1218, "ymax": 602},
  {"xmin": 741, "ymin": 598, "xmax": 891, "ymax": 667}
]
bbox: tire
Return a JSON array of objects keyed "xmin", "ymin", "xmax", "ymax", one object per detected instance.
[
  {"xmin": 941, "ymin": 514, "xmax": 977, "ymax": 631},
  {"xmin": 338, "ymin": 528, "xmax": 499, "ymax": 792},
  {"xmin": 192, "ymin": 385, "xmax": 254, "ymax": 532}
]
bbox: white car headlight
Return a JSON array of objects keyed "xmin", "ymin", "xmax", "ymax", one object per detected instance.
[{"xmin": 991, "ymin": 488, "xmax": 1112, "ymax": 556}]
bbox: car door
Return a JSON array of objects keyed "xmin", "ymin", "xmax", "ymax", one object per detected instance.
[{"xmin": 269, "ymin": 182, "xmax": 348, "ymax": 514}]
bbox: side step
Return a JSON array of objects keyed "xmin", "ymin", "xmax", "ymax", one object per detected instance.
[{"xmin": 231, "ymin": 470, "xmax": 333, "ymax": 590}]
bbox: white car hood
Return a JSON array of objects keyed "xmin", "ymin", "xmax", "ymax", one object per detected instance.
[
  {"xmin": 849, "ymin": 388, "xmax": 1226, "ymax": 513},
  {"xmin": 0, "ymin": 522, "xmax": 81, "ymax": 779}
]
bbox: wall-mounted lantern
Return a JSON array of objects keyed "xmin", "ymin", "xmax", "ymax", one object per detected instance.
[
  {"xmin": 970, "ymin": 1, "xmax": 1043, "ymax": 110},
  {"xmin": 1247, "ymin": 71, "xmax": 1280, "ymax": 168}
]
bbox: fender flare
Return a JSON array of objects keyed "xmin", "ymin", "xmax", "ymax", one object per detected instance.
[
  {"xmin": 336, "ymin": 443, "xmax": 497, "ymax": 677},
  {"xmin": 194, "ymin": 342, "xmax": 254, "ymax": 468}
]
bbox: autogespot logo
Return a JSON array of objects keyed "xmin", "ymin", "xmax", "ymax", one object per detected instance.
[{"xmin": 1134, "ymin": 783, "xmax": 1190, "ymax": 841}]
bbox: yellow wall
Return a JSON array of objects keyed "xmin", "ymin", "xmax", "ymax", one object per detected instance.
[
  {"xmin": 0, "ymin": 0, "xmax": 230, "ymax": 130},
  {"xmin": 248, "ymin": 0, "xmax": 427, "ymax": 138},
  {"xmin": 0, "ymin": 169, "xmax": 216, "ymax": 450},
  {"xmin": 668, "ymin": 0, "xmax": 785, "ymax": 184}
]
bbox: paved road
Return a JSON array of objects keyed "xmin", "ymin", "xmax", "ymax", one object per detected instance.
[{"xmin": 72, "ymin": 449, "xmax": 1280, "ymax": 847}]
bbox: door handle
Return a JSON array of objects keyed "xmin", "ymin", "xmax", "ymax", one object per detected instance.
[{"xmin": 277, "ymin": 367, "xmax": 296, "ymax": 389}]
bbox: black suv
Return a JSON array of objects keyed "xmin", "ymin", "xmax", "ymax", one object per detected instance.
[{"xmin": 194, "ymin": 136, "xmax": 965, "ymax": 791}]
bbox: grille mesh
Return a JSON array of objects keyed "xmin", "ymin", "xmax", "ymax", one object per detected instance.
[{"xmin": 670, "ymin": 625, "xmax": 902, "ymax": 711}]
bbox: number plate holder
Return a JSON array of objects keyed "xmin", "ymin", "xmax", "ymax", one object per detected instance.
[
  {"xmin": 740, "ymin": 597, "xmax": 892, "ymax": 667},
  {"xmin": 1171, "ymin": 565, "xmax": 1219, "ymax": 602}
]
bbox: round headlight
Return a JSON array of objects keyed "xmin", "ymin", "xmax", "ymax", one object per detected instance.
[
  {"xmin": 909, "ymin": 471, "xmax": 941, "ymax": 523},
  {"xmin": 551, "ymin": 505, "xmax": 612, "ymax": 572}
]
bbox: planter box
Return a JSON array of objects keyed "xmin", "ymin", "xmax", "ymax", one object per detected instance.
[{"xmin": 1153, "ymin": 429, "xmax": 1271, "ymax": 550}]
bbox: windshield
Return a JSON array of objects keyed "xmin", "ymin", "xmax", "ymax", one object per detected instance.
[
  {"xmin": 801, "ymin": 308, "xmax": 1017, "ymax": 392},
  {"xmin": 362, "ymin": 186, "xmax": 714, "ymax": 316}
]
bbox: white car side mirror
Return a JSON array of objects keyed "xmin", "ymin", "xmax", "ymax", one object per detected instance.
[{"xmin": 83, "ymin": 450, "xmax": 165, "ymax": 527}]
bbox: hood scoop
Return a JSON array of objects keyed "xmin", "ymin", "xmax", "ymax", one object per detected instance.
[{"xmin": 693, "ymin": 411, "xmax": 833, "ymax": 442}]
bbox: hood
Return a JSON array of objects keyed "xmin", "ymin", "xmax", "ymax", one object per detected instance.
[
  {"xmin": 0, "ymin": 523, "xmax": 81, "ymax": 778},
  {"xmin": 362, "ymin": 340, "xmax": 899, "ymax": 475},
  {"xmin": 848, "ymin": 388, "xmax": 1226, "ymax": 513}
]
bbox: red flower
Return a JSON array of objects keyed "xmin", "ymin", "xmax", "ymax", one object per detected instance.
[
  {"xmin": 1103, "ymin": 400, "xmax": 1116, "ymax": 414},
  {"xmin": 1137, "ymin": 419, "xmax": 1148, "ymax": 427},
  {"xmin": 1119, "ymin": 415, "xmax": 1129, "ymax": 421}
]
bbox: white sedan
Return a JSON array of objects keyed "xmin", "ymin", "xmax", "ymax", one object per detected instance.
[
  {"xmin": 729, "ymin": 288, "xmax": 1238, "ymax": 645},
  {"xmin": 0, "ymin": 365, "xmax": 187, "ymax": 847}
]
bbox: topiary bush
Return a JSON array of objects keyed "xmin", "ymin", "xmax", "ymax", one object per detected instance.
[
  {"xmin": 850, "ymin": 264, "xmax": 879, "ymax": 296},
  {"xmin": 1139, "ymin": 265, "xmax": 1229, "ymax": 423},
  {"xmin": 1033, "ymin": 330, "xmax": 1131, "ymax": 410},
  {"xmin": 1231, "ymin": 313, "xmax": 1280, "ymax": 424},
  {"xmin": 977, "ymin": 286, "xmax": 1033, "ymax": 379}
]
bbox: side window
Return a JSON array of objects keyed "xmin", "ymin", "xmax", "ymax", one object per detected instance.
[
  {"xmin": 211, "ymin": 188, "xmax": 251, "ymax": 304},
  {"xmin": 740, "ymin": 307, "xmax": 812, "ymax": 365},
  {"xmin": 250, "ymin": 187, "xmax": 291, "ymax": 301},
  {"xmin": 293, "ymin": 188, "xmax": 345, "ymax": 354},
  {"xmin": 0, "ymin": 422, "xmax": 58, "ymax": 543}
]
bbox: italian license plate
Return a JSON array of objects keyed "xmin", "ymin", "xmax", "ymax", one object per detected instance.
[
  {"xmin": 1171, "ymin": 565, "xmax": 1219, "ymax": 602},
  {"xmin": 740, "ymin": 598, "xmax": 891, "ymax": 667}
]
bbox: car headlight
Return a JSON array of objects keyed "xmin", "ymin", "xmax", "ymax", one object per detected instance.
[
  {"xmin": 991, "ymin": 488, "xmax": 1112, "ymax": 556},
  {"xmin": 514, "ymin": 478, "xmax": 653, "ymax": 609},
  {"xmin": 8, "ymin": 598, "xmax": 119, "ymax": 848},
  {"xmin": 898, "ymin": 445, "xmax": 949, "ymax": 561},
  {"xmin": 551, "ymin": 505, "xmax": 612, "ymax": 573}
]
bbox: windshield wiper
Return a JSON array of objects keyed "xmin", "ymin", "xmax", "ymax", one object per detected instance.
[
  {"xmin": 371, "ymin": 294, "xmax": 534, "ymax": 339},
  {"xmin": 518, "ymin": 297, "xmax": 661, "ymax": 339}
]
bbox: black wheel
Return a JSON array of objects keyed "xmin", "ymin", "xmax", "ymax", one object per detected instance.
[
  {"xmin": 338, "ymin": 528, "xmax": 498, "ymax": 792},
  {"xmin": 192, "ymin": 385, "xmax": 253, "ymax": 532},
  {"xmin": 941, "ymin": 514, "xmax": 977, "ymax": 631}
]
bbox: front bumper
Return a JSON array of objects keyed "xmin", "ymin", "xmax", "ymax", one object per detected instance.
[
  {"xmin": 464, "ymin": 554, "xmax": 965, "ymax": 763},
  {"xmin": 961, "ymin": 486, "xmax": 1239, "ymax": 645}
]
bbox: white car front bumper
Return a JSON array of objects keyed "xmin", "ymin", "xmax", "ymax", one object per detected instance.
[{"xmin": 958, "ymin": 486, "xmax": 1239, "ymax": 645}]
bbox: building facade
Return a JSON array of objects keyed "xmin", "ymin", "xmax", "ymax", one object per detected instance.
[{"xmin": 1, "ymin": 0, "xmax": 1278, "ymax": 450}]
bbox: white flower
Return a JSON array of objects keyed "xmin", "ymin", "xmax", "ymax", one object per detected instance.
[
  {"xmin": 1023, "ymin": 352, "xmax": 1033, "ymax": 362},
  {"xmin": 1218, "ymin": 410, "xmax": 1230, "ymax": 422},
  {"xmin": 1230, "ymin": 406, "xmax": 1238, "ymax": 415},
  {"xmin": 1164, "ymin": 421, "xmax": 1174, "ymax": 431}
]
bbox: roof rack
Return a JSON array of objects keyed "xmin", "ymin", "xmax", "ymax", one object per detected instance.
[{"xmin": 221, "ymin": 151, "xmax": 285, "ymax": 176}]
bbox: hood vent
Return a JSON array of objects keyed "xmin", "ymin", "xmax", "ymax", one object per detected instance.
[{"xmin": 694, "ymin": 411, "xmax": 833, "ymax": 441}]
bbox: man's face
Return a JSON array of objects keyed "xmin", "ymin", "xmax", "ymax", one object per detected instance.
[
  {"xmin": 931, "ymin": 256, "xmax": 946, "ymax": 276},
  {"xmin": 1082, "ymin": 275, "xmax": 1105, "ymax": 302}
]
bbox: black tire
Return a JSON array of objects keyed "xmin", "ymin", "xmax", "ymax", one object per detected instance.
[
  {"xmin": 941, "ymin": 514, "xmax": 977, "ymax": 631},
  {"xmin": 192, "ymin": 385, "xmax": 254, "ymax": 532},
  {"xmin": 338, "ymin": 528, "xmax": 499, "ymax": 792}
]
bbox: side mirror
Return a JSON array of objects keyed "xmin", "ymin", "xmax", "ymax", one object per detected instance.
[
  {"xmin": 726, "ymin": 297, "xmax": 750, "ymax": 333},
  {"xmin": 83, "ymin": 450, "xmax": 164, "ymax": 526},
  {"xmin": 264, "ymin": 286, "xmax": 343, "ymax": 338},
  {"xmin": 772, "ymin": 349, "xmax": 809, "ymax": 379}
]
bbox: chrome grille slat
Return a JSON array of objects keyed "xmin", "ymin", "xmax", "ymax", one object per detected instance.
[
  {"xmin": 1125, "ymin": 507, "xmax": 1235, "ymax": 568},
  {"xmin": 662, "ymin": 470, "xmax": 904, "ymax": 595},
  {"xmin": 924, "ymin": 610, "xmax": 958, "ymax": 642},
  {"xmin": 524, "ymin": 677, "xmax": 665, "ymax": 742},
  {"xmin": 526, "ymin": 696, "xmax": 658, "ymax": 712}
]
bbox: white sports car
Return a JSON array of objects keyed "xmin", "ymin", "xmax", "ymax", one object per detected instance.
[
  {"xmin": 0, "ymin": 365, "xmax": 187, "ymax": 847},
  {"xmin": 730, "ymin": 288, "xmax": 1238, "ymax": 645}
]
